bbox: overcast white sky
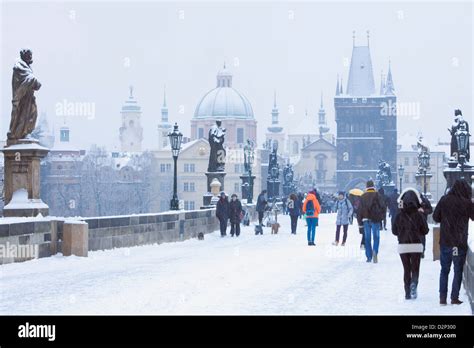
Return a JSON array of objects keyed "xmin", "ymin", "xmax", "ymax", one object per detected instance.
[{"xmin": 1, "ymin": 1, "xmax": 472, "ymax": 151}]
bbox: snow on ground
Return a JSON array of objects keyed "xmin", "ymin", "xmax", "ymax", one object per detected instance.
[{"xmin": 0, "ymin": 213, "xmax": 471, "ymax": 315}]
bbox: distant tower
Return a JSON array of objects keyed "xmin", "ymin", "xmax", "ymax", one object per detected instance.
[
  {"xmin": 119, "ymin": 86, "xmax": 143, "ymax": 152},
  {"xmin": 157, "ymin": 85, "xmax": 172, "ymax": 150},
  {"xmin": 334, "ymin": 32, "xmax": 397, "ymax": 191},
  {"xmin": 318, "ymin": 92, "xmax": 326, "ymax": 125},
  {"xmin": 37, "ymin": 112, "xmax": 55, "ymax": 148},
  {"xmin": 266, "ymin": 90, "xmax": 285, "ymax": 153}
]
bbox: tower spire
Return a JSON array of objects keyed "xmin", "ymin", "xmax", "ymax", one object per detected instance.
[
  {"xmin": 340, "ymin": 76, "xmax": 343, "ymax": 94},
  {"xmin": 335, "ymin": 74, "xmax": 340, "ymax": 96},
  {"xmin": 318, "ymin": 91, "xmax": 326, "ymax": 126},
  {"xmin": 352, "ymin": 30, "xmax": 356, "ymax": 47},
  {"xmin": 271, "ymin": 90, "xmax": 279, "ymax": 125},
  {"xmin": 129, "ymin": 85, "xmax": 134, "ymax": 99},
  {"xmin": 320, "ymin": 91, "xmax": 324, "ymax": 109},
  {"xmin": 385, "ymin": 59, "xmax": 395, "ymax": 95},
  {"xmin": 379, "ymin": 70, "xmax": 385, "ymax": 95},
  {"xmin": 163, "ymin": 84, "xmax": 167, "ymax": 108},
  {"xmin": 273, "ymin": 89, "xmax": 277, "ymax": 108}
]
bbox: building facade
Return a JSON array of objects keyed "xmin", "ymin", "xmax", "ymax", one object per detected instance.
[{"xmin": 119, "ymin": 86, "xmax": 143, "ymax": 153}]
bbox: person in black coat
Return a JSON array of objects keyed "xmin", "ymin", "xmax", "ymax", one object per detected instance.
[
  {"xmin": 229, "ymin": 193, "xmax": 243, "ymax": 237},
  {"xmin": 393, "ymin": 189, "xmax": 429, "ymax": 300},
  {"xmin": 216, "ymin": 191, "xmax": 230, "ymax": 237},
  {"xmin": 256, "ymin": 190, "xmax": 268, "ymax": 225},
  {"xmin": 433, "ymin": 179, "xmax": 474, "ymax": 305},
  {"xmin": 378, "ymin": 188, "xmax": 389, "ymax": 230},
  {"xmin": 287, "ymin": 193, "xmax": 300, "ymax": 234}
]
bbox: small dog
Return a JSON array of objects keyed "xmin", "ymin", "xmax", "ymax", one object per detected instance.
[
  {"xmin": 271, "ymin": 223, "xmax": 281, "ymax": 234},
  {"xmin": 197, "ymin": 232, "xmax": 204, "ymax": 240}
]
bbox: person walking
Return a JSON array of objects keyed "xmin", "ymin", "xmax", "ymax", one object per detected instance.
[
  {"xmin": 229, "ymin": 193, "xmax": 243, "ymax": 237},
  {"xmin": 433, "ymin": 179, "xmax": 474, "ymax": 305},
  {"xmin": 216, "ymin": 191, "xmax": 230, "ymax": 237},
  {"xmin": 378, "ymin": 188, "xmax": 389, "ymax": 231},
  {"xmin": 392, "ymin": 188, "xmax": 429, "ymax": 300},
  {"xmin": 388, "ymin": 188, "xmax": 400, "ymax": 229},
  {"xmin": 358, "ymin": 180, "xmax": 386, "ymax": 263},
  {"xmin": 256, "ymin": 190, "xmax": 268, "ymax": 226},
  {"xmin": 302, "ymin": 189, "xmax": 321, "ymax": 246},
  {"xmin": 332, "ymin": 191, "xmax": 353, "ymax": 246},
  {"xmin": 287, "ymin": 193, "xmax": 300, "ymax": 234}
]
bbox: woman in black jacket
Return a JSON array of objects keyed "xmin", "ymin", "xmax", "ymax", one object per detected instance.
[
  {"xmin": 392, "ymin": 188, "xmax": 429, "ymax": 300},
  {"xmin": 216, "ymin": 192, "xmax": 230, "ymax": 237},
  {"xmin": 229, "ymin": 194, "xmax": 243, "ymax": 237}
]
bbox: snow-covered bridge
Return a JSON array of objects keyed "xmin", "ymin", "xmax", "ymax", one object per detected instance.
[{"xmin": 0, "ymin": 213, "xmax": 471, "ymax": 315}]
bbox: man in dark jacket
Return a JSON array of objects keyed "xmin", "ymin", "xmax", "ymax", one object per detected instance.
[
  {"xmin": 393, "ymin": 189, "xmax": 429, "ymax": 300},
  {"xmin": 358, "ymin": 180, "xmax": 387, "ymax": 263},
  {"xmin": 388, "ymin": 188, "xmax": 400, "ymax": 229},
  {"xmin": 229, "ymin": 194, "xmax": 243, "ymax": 237},
  {"xmin": 256, "ymin": 190, "xmax": 268, "ymax": 225},
  {"xmin": 433, "ymin": 179, "xmax": 474, "ymax": 305},
  {"xmin": 216, "ymin": 191, "xmax": 230, "ymax": 237},
  {"xmin": 378, "ymin": 188, "xmax": 389, "ymax": 230}
]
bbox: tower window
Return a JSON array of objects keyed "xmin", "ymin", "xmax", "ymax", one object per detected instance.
[{"xmin": 60, "ymin": 129, "xmax": 69, "ymax": 142}]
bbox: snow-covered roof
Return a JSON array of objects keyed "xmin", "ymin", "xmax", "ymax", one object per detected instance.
[
  {"xmin": 346, "ymin": 45, "xmax": 376, "ymax": 96},
  {"xmin": 398, "ymin": 133, "xmax": 418, "ymax": 152}
]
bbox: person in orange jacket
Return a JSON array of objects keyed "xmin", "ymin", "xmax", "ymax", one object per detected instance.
[{"xmin": 302, "ymin": 189, "xmax": 321, "ymax": 246}]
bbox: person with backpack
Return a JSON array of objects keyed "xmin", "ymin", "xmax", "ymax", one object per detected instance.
[
  {"xmin": 332, "ymin": 191, "xmax": 353, "ymax": 246},
  {"xmin": 302, "ymin": 189, "xmax": 321, "ymax": 246},
  {"xmin": 216, "ymin": 191, "xmax": 230, "ymax": 237},
  {"xmin": 229, "ymin": 193, "xmax": 243, "ymax": 237},
  {"xmin": 358, "ymin": 180, "xmax": 387, "ymax": 263},
  {"xmin": 287, "ymin": 193, "xmax": 300, "ymax": 234},
  {"xmin": 392, "ymin": 188, "xmax": 429, "ymax": 300},
  {"xmin": 433, "ymin": 179, "xmax": 474, "ymax": 305},
  {"xmin": 256, "ymin": 190, "xmax": 268, "ymax": 225}
]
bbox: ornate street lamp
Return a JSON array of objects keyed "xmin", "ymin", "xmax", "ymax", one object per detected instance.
[
  {"xmin": 168, "ymin": 123, "xmax": 183, "ymax": 210},
  {"xmin": 456, "ymin": 125, "xmax": 469, "ymax": 176},
  {"xmin": 244, "ymin": 140, "xmax": 255, "ymax": 203},
  {"xmin": 419, "ymin": 151, "xmax": 430, "ymax": 195},
  {"xmin": 398, "ymin": 164, "xmax": 405, "ymax": 192}
]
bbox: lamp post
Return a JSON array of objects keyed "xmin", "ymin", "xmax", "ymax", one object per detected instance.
[
  {"xmin": 398, "ymin": 164, "xmax": 405, "ymax": 192},
  {"xmin": 246, "ymin": 144, "xmax": 255, "ymax": 204},
  {"xmin": 168, "ymin": 123, "xmax": 183, "ymax": 210},
  {"xmin": 456, "ymin": 126, "xmax": 469, "ymax": 178},
  {"xmin": 419, "ymin": 151, "xmax": 430, "ymax": 195}
]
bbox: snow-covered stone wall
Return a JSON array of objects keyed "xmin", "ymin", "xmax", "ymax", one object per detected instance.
[{"xmin": 83, "ymin": 209, "xmax": 219, "ymax": 251}]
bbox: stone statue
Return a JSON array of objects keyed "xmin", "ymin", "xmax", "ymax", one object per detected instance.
[
  {"xmin": 449, "ymin": 109, "xmax": 470, "ymax": 162},
  {"xmin": 268, "ymin": 140, "xmax": 279, "ymax": 179},
  {"xmin": 283, "ymin": 163, "xmax": 294, "ymax": 186},
  {"xmin": 8, "ymin": 49, "xmax": 42, "ymax": 142},
  {"xmin": 243, "ymin": 139, "xmax": 254, "ymax": 174},
  {"xmin": 207, "ymin": 120, "xmax": 226, "ymax": 172},
  {"xmin": 376, "ymin": 159, "xmax": 393, "ymax": 187}
]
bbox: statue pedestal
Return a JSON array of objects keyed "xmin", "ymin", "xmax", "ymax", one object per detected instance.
[
  {"xmin": 381, "ymin": 183, "xmax": 396, "ymax": 196},
  {"xmin": 415, "ymin": 171, "xmax": 433, "ymax": 199},
  {"xmin": 2, "ymin": 138, "xmax": 49, "ymax": 217},
  {"xmin": 240, "ymin": 174, "xmax": 256, "ymax": 203},
  {"xmin": 267, "ymin": 179, "xmax": 281, "ymax": 201},
  {"xmin": 443, "ymin": 166, "xmax": 474, "ymax": 192},
  {"xmin": 205, "ymin": 172, "xmax": 226, "ymax": 192}
]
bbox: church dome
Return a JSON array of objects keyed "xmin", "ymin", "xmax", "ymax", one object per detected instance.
[{"xmin": 194, "ymin": 65, "xmax": 254, "ymax": 120}]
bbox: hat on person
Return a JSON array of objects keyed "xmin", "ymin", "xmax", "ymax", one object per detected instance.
[{"xmin": 366, "ymin": 180, "xmax": 375, "ymax": 189}]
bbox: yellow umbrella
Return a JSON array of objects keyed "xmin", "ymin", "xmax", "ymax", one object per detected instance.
[{"xmin": 348, "ymin": 188, "xmax": 364, "ymax": 196}]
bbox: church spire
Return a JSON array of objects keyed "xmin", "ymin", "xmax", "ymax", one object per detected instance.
[
  {"xmin": 385, "ymin": 60, "xmax": 395, "ymax": 95},
  {"xmin": 335, "ymin": 74, "xmax": 340, "ymax": 96},
  {"xmin": 161, "ymin": 85, "xmax": 168, "ymax": 123},
  {"xmin": 318, "ymin": 92, "xmax": 326, "ymax": 125},
  {"xmin": 379, "ymin": 70, "xmax": 385, "ymax": 95},
  {"xmin": 271, "ymin": 90, "xmax": 279, "ymax": 125},
  {"xmin": 340, "ymin": 76, "xmax": 344, "ymax": 95}
]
